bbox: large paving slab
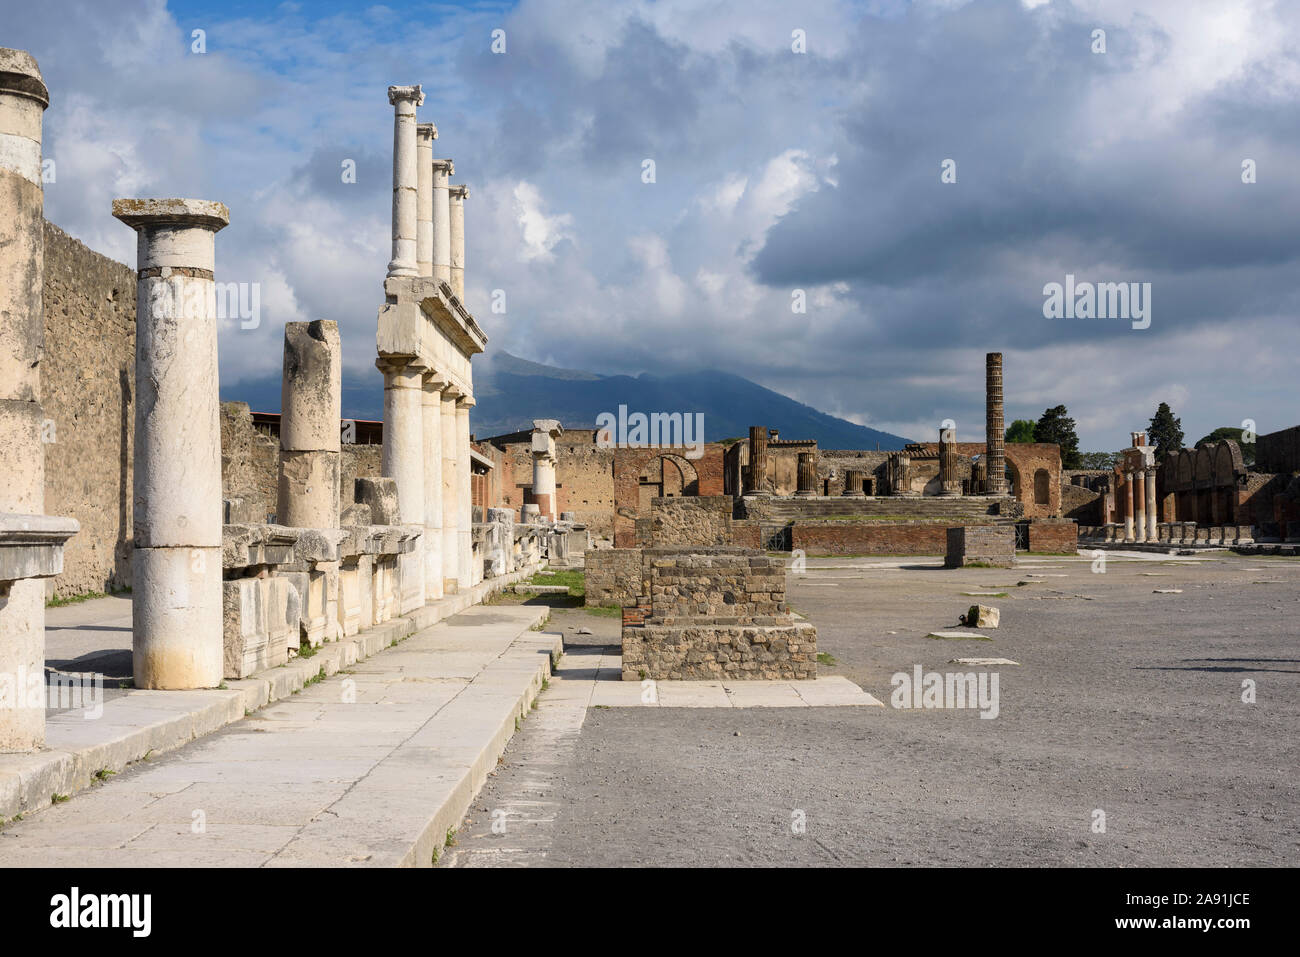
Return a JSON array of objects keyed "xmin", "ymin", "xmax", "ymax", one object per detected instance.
[{"xmin": 0, "ymin": 604, "xmax": 558, "ymax": 867}]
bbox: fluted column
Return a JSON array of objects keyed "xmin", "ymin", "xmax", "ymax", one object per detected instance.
[
  {"xmin": 422, "ymin": 374, "xmax": 445, "ymax": 601},
  {"xmin": 113, "ymin": 198, "xmax": 229, "ymax": 690},
  {"xmin": 745, "ymin": 426, "xmax": 768, "ymax": 494},
  {"xmin": 796, "ymin": 452, "xmax": 817, "ymax": 496},
  {"xmin": 843, "ymin": 469, "xmax": 865, "ymax": 496},
  {"xmin": 457, "ymin": 395, "xmax": 474, "ymax": 587},
  {"xmin": 277, "ymin": 320, "xmax": 341, "ymax": 529},
  {"xmin": 440, "ymin": 387, "xmax": 461, "ymax": 593},
  {"xmin": 386, "ymin": 85, "xmax": 424, "ymax": 278},
  {"xmin": 415, "ymin": 122, "xmax": 437, "ymax": 277},
  {"xmin": 1145, "ymin": 469, "xmax": 1158, "ymax": 541},
  {"xmin": 938, "ymin": 423, "xmax": 961, "ymax": 496},
  {"xmin": 985, "ymin": 353, "xmax": 1007, "ymax": 495},
  {"xmin": 1123, "ymin": 471, "xmax": 1135, "ymax": 541},
  {"xmin": 431, "ymin": 158, "xmax": 453, "ymax": 284}
]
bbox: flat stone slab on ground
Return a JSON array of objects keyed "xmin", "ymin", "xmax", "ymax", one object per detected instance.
[
  {"xmin": 927, "ymin": 630, "xmax": 993, "ymax": 641},
  {"xmin": 951, "ymin": 657, "xmax": 1020, "ymax": 666}
]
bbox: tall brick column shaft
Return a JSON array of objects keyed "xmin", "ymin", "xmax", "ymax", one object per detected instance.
[
  {"xmin": 986, "ymin": 353, "xmax": 1007, "ymax": 495},
  {"xmin": 746, "ymin": 426, "xmax": 768, "ymax": 494}
]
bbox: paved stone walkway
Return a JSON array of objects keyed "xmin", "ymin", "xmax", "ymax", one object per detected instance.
[{"xmin": 0, "ymin": 605, "xmax": 556, "ymax": 867}]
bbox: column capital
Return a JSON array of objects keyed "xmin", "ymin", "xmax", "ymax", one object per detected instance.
[
  {"xmin": 387, "ymin": 84, "xmax": 424, "ymax": 107},
  {"xmin": 456, "ymin": 394, "xmax": 476, "ymax": 409},
  {"xmin": 422, "ymin": 370, "xmax": 449, "ymax": 392},
  {"xmin": 376, "ymin": 356, "xmax": 428, "ymax": 380},
  {"xmin": 441, "ymin": 384, "xmax": 464, "ymax": 400},
  {"xmin": 416, "ymin": 121, "xmax": 438, "ymax": 143},
  {"xmin": 112, "ymin": 197, "xmax": 229, "ymax": 233},
  {"xmin": 0, "ymin": 47, "xmax": 49, "ymax": 108},
  {"xmin": 450, "ymin": 184, "xmax": 470, "ymax": 201},
  {"xmin": 431, "ymin": 158, "xmax": 455, "ymax": 177}
]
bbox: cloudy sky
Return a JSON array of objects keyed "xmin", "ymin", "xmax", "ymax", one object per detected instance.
[{"xmin": 8, "ymin": 0, "xmax": 1298, "ymax": 450}]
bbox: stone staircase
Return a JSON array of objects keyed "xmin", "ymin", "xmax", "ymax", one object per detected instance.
[{"xmin": 738, "ymin": 495, "xmax": 1018, "ymax": 550}]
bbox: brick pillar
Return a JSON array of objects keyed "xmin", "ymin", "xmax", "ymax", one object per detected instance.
[
  {"xmin": 1134, "ymin": 468, "xmax": 1147, "ymax": 542},
  {"xmin": 1123, "ymin": 471, "xmax": 1135, "ymax": 541},
  {"xmin": 985, "ymin": 353, "xmax": 1007, "ymax": 494}
]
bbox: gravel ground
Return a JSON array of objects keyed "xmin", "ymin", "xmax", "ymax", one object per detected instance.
[{"xmin": 446, "ymin": 552, "xmax": 1300, "ymax": 867}]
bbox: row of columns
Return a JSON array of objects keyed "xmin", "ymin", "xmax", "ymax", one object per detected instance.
[
  {"xmin": 1121, "ymin": 468, "xmax": 1159, "ymax": 542},
  {"xmin": 383, "ymin": 85, "xmax": 476, "ymax": 599}
]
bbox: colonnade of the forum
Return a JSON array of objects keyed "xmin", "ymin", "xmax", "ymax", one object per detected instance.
[
  {"xmin": 379, "ymin": 84, "xmax": 485, "ymax": 607},
  {"xmin": 1118, "ymin": 434, "xmax": 1159, "ymax": 543}
]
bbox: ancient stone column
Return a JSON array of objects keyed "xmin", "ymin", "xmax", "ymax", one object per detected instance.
[
  {"xmin": 457, "ymin": 395, "xmax": 474, "ymax": 587},
  {"xmin": 421, "ymin": 373, "xmax": 445, "ymax": 601},
  {"xmin": 0, "ymin": 49, "xmax": 66, "ymax": 750},
  {"xmin": 386, "ymin": 85, "xmax": 424, "ymax": 279},
  {"xmin": 113, "ymin": 198, "xmax": 229, "ymax": 689},
  {"xmin": 842, "ymin": 469, "xmax": 865, "ymax": 496},
  {"xmin": 277, "ymin": 320, "xmax": 341, "ymax": 529},
  {"xmin": 415, "ymin": 122, "xmax": 437, "ymax": 277},
  {"xmin": 985, "ymin": 353, "xmax": 1007, "ymax": 495},
  {"xmin": 449, "ymin": 184, "xmax": 468, "ymax": 300},
  {"xmin": 745, "ymin": 426, "xmax": 768, "ymax": 494},
  {"xmin": 440, "ymin": 387, "xmax": 461, "ymax": 592},
  {"xmin": 939, "ymin": 423, "xmax": 961, "ymax": 496},
  {"xmin": 379, "ymin": 358, "xmax": 425, "ymax": 610},
  {"xmin": 1145, "ymin": 469, "xmax": 1158, "ymax": 541},
  {"xmin": 531, "ymin": 419, "xmax": 563, "ymax": 521},
  {"xmin": 796, "ymin": 452, "xmax": 817, "ymax": 496},
  {"xmin": 1123, "ymin": 471, "xmax": 1135, "ymax": 541},
  {"xmin": 1134, "ymin": 468, "xmax": 1147, "ymax": 542},
  {"xmin": 431, "ymin": 158, "xmax": 453, "ymax": 284}
]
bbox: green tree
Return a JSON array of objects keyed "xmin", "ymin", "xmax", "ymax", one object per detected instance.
[
  {"xmin": 1034, "ymin": 405, "xmax": 1082, "ymax": 469},
  {"xmin": 1004, "ymin": 419, "xmax": 1036, "ymax": 443},
  {"xmin": 1196, "ymin": 426, "xmax": 1256, "ymax": 465},
  {"xmin": 1078, "ymin": 451, "xmax": 1119, "ymax": 470},
  {"xmin": 1147, "ymin": 402, "xmax": 1184, "ymax": 458}
]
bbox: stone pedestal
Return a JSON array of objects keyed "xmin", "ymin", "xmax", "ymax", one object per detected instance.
[{"xmin": 113, "ymin": 198, "xmax": 228, "ymax": 690}]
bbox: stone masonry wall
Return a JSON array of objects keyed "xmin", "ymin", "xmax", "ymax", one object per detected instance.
[
  {"xmin": 946, "ymin": 525, "xmax": 1016, "ymax": 567},
  {"xmin": 792, "ymin": 521, "xmax": 953, "ymax": 556},
  {"xmin": 1027, "ymin": 518, "xmax": 1078, "ymax": 553},
  {"xmin": 41, "ymin": 220, "xmax": 137, "ymax": 597},
  {"xmin": 583, "ymin": 547, "xmax": 643, "ymax": 607}
]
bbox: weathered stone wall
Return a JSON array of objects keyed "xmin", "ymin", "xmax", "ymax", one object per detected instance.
[
  {"xmin": 40, "ymin": 220, "xmax": 137, "ymax": 597},
  {"xmin": 1027, "ymin": 518, "xmax": 1077, "ymax": 553},
  {"xmin": 221, "ymin": 401, "xmax": 382, "ymax": 524},
  {"xmin": 490, "ymin": 429, "xmax": 614, "ymax": 535},
  {"xmin": 1060, "ymin": 482, "xmax": 1102, "ymax": 524},
  {"xmin": 612, "ymin": 444, "xmax": 727, "ymax": 546},
  {"xmin": 792, "ymin": 521, "xmax": 955, "ymax": 556},
  {"xmin": 819, "ymin": 450, "xmax": 892, "ymax": 495},
  {"xmin": 620, "ymin": 547, "xmax": 816, "ymax": 680},
  {"xmin": 649, "ymin": 495, "xmax": 732, "ymax": 546},
  {"xmin": 945, "ymin": 525, "xmax": 1016, "ymax": 567},
  {"xmin": 1256, "ymin": 425, "xmax": 1300, "ymax": 474},
  {"xmin": 583, "ymin": 547, "xmax": 642, "ymax": 607}
]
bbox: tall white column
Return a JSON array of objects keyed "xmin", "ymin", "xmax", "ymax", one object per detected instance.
[
  {"xmin": 113, "ymin": 198, "xmax": 228, "ymax": 690},
  {"xmin": 449, "ymin": 184, "xmax": 468, "ymax": 300},
  {"xmin": 415, "ymin": 122, "xmax": 436, "ymax": 277},
  {"xmin": 440, "ymin": 387, "xmax": 461, "ymax": 593},
  {"xmin": 422, "ymin": 374, "xmax": 445, "ymax": 601},
  {"xmin": 386, "ymin": 85, "xmax": 424, "ymax": 278},
  {"xmin": 457, "ymin": 395, "xmax": 474, "ymax": 588},
  {"xmin": 431, "ymin": 158, "xmax": 453, "ymax": 283},
  {"xmin": 380, "ymin": 358, "xmax": 425, "ymax": 608},
  {"xmin": 1145, "ymin": 469, "xmax": 1158, "ymax": 541},
  {"xmin": 1133, "ymin": 469, "xmax": 1147, "ymax": 542}
]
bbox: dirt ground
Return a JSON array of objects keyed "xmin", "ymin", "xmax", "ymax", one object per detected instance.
[{"xmin": 444, "ymin": 551, "xmax": 1300, "ymax": 867}]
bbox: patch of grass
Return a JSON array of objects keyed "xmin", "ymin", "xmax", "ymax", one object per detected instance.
[
  {"xmin": 962, "ymin": 591, "xmax": 1009, "ymax": 598},
  {"xmin": 431, "ymin": 847, "xmax": 441, "ymax": 864},
  {"xmin": 51, "ymin": 793, "xmax": 70, "ymax": 804},
  {"xmin": 303, "ymin": 667, "xmax": 326, "ymax": 689},
  {"xmin": 92, "ymin": 768, "xmax": 116, "ymax": 783},
  {"xmin": 541, "ymin": 677, "xmax": 550, "ymax": 692},
  {"xmin": 445, "ymin": 827, "xmax": 458, "ymax": 848},
  {"xmin": 816, "ymin": 652, "xmax": 837, "ymax": 666},
  {"xmin": 117, "ymin": 679, "xmax": 134, "ymax": 690},
  {"xmin": 593, "ymin": 704, "xmax": 611, "ymax": 710},
  {"xmin": 529, "ymin": 568, "xmax": 585, "ymax": 597},
  {"xmin": 583, "ymin": 604, "xmax": 622, "ymax": 618},
  {"xmin": 298, "ymin": 643, "xmax": 318, "ymax": 659},
  {"xmin": 45, "ymin": 587, "xmax": 130, "ymax": 608}
]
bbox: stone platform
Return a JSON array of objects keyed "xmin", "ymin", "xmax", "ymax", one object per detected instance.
[
  {"xmin": 0, "ymin": 602, "xmax": 555, "ymax": 867},
  {"xmin": 0, "ymin": 562, "xmax": 541, "ymax": 823}
]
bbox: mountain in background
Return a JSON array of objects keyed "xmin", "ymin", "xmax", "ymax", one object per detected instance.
[{"xmin": 221, "ymin": 350, "xmax": 913, "ymax": 450}]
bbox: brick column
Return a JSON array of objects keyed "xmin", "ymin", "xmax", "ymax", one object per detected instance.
[
  {"xmin": 985, "ymin": 353, "xmax": 1007, "ymax": 495},
  {"xmin": 1123, "ymin": 471, "xmax": 1135, "ymax": 541},
  {"xmin": 113, "ymin": 198, "xmax": 229, "ymax": 690}
]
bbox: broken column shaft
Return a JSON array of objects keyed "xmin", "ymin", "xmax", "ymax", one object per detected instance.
[
  {"xmin": 113, "ymin": 197, "xmax": 229, "ymax": 690},
  {"xmin": 277, "ymin": 320, "xmax": 342, "ymax": 528},
  {"xmin": 796, "ymin": 451, "xmax": 817, "ymax": 496},
  {"xmin": 939, "ymin": 423, "xmax": 961, "ymax": 496}
]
